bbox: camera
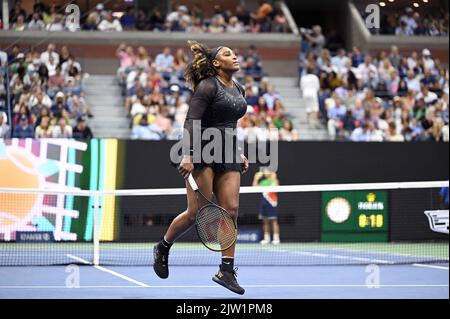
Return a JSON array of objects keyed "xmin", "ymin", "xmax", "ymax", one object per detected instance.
[{"xmin": 300, "ymin": 27, "xmax": 313, "ymax": 35}]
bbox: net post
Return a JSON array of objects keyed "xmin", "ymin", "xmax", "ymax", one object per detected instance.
[{"xmin": 93, "ymin": 192, "xmax": 100, "ymax": 266}]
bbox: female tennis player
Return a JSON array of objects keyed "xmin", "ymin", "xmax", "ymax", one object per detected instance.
[{"xmin": 153, "ymin": 40, "xmax": 249, "ymax": 295}]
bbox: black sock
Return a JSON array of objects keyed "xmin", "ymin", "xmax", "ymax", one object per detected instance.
[
  {"xmin": 158, "ymin": 237, "xmax": 172, "ymax": 253},
  {"xmin": 221, "ymin": 257, "xmax": 234, "ymax": 272}
]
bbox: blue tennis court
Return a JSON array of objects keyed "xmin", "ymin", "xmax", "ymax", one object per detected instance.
[
  {"xmin": 0, "ymin": 264, "xmax": 448, "ymax": 299},
  {"xmin": 0, "ymin": 242, "xmax": 448, "ymax": 299}
]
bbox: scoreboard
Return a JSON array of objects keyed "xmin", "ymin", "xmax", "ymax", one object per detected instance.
[{"xmin": 321, "ymin": 191, "xmax": 388, "ymax": 242}]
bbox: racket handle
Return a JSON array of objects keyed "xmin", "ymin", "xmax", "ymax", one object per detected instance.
[{"xmin": 187, "ymin": 174, "xmax": 199, "ymax": 191}]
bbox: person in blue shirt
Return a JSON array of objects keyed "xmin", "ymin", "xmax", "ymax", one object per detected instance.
[{"xmin": 13, "ymin": 115, "xmax": 34, "ymax": 138}]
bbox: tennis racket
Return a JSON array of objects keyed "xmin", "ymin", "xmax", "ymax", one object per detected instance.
[{"xmin": 186, "ymin": 174, "xmax": 237, "ymax": 252}]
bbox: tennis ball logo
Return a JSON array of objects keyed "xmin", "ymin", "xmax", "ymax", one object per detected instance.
[
  {"xmin": 367, "ymin": 193, "xmax": 376, "ymax": 203},
  {"xmin": 0, "ymin": 148, "xmax": 40, "ymax": 228}
]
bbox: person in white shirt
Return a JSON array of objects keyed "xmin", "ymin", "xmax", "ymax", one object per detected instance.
[
  {"xmin": 97, "ymin": 13, "xmax": 123, "ymax": 32},
  {"xmin": 52, "ymin": 117, "xmax": 73, "ymax": 138},
  {"xmin": 0, "ymin": 47, "xmax": 7, "ymax": 67},
  {"xmin": 45, "ymin": 55, "xmax": 58, "ymax": 77},
  {"xmin": 395, "ymin": 20, "xmax": 414, "ymax": 36},
  {"xmin": 356, "ymin": 56, "xmax": 378, "ymax": 87},
  {"xmin": 400, "ymin": 8, "xmax": 417, "ymax": 32},
  {"xmin": 226, "ymin": 16, "xmax": 245, "ymax": 33},
  {"xmin": 385, "ymin": 121, "xmax": 405, "ymax": 142},
  {"xmin": 405, "ymin": 70, "xmax": 421, "ymax": 93},
  {"xmin": 0, "ymin": 112, "xmax": 10, "ymax": 138},
  {"xmin": 416, "ymin": 86, "xmax": 438, "ymax": 106},
  {"xmin": 29, "ymin": 90, "xmax": 52, "ymax": 110},
  {"xmin": 47, "ymin": 14, "xmax": 65, "ymax": 31},
  {"xmin": 331, "ymin": 49, "xmax": 349, "ymax": 70},
  {"xmin": 27, "ymin": 12, "xmax": 45, "ymax": 31},
  {"xmin": 300, "ymin": 68, "xmax": 321, "ymax": 128},
  {"xmin": 422, "ymin": 49, "xmax": 435, "ymax": 71},
  {"xmin": 40, "ymin": 43, "xmax": 60, "ymax": 66},
  {"xmin": 407, "ymin": 51, "xmax": 419, "ymax": 70}
]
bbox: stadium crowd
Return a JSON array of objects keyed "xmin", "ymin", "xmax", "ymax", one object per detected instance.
[
  {"xmin": 368, "ymin": 7, "xmax": 449, "ymax": 37},
  {"xmin": 0, "ymin": 43, "xmax": 93, "ymax": 138},
  {"xmin": 299, "ymin": 28, "xmax": 449, "ymax": 142},
  {"xmin": 117, "ymin": 43, "xmax": 298, "ymax": 141},
  {"xmin": 2, "ymin": 1, "xmax": 291, "ymax": 34}
]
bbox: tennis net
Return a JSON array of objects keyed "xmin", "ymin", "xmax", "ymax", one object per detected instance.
[{"xmin": 0, "ymin": 181, "xmax": 448, "ymax": 266}]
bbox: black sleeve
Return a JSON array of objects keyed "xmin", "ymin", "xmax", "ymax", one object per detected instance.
[{"xmin": 182, "ymin": 78, "xmax": 217, "ymax": 155}]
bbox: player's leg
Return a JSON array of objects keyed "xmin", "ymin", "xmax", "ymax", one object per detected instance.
[
  {"xmin": 153, "ymin": 166, "xmax": 214, "ymax": 279},
  {"xmin": 211, "ymin": 170, "xmax": 245, "ymax": 295},
  {"xmin": 260, "ymin": 219, "xmax": 271, "ymax": 244},
  {"xmin": 271, "ymin": 218, "xmax": 281, "ymax": 244}
]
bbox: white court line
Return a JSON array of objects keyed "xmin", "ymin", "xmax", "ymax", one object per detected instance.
[
  {"xmin": 0, "ymin": 284, "xmax": 448, "ymax": 289},
  {"xmin": 66, "ymin": 255, "xmax": 150, "ymax": 287},
  {"xmin": 412, "ymin": 263, "xmax": 449, "ymax": 270}
]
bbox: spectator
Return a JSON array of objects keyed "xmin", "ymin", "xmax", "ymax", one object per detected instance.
[
  {"xmin": 300, "ymin": 25, "xmax": 326, "ymax": 57},
  {"xmin": 45, "ymin": 54, "xmax": 58, "ymax": 77},
  {"xmin": 279, "ymin": 119, "xmax": 299, "ymax": 141},
  {"xmin": 9, "ymin": 1, "xmax": 27, "ymax": 25},
  {"xmin": 131, "ymin": 115, "xmax": 155, "ymax": 139},
  {"xmin": 47, "ymin": 65, "xmax": 65, "ymax": 97},
  {"xmin": 262, "ymin": 85, "xmax": 280, "ymax": 111},
  {"xmin": 389, "ymin": 45, "xmax": 402, "ymax": 69},
  {"xmin": 40, "ymin": 43, "xmax": 60, "ymax": 66},
  {"xmin": 405, "ymin": 70, "xmax": 421, "ymax": 93},
  {"xmin": 271, "ymin": 9, "xmax": 289, "ymax": 33},
  {"xmin": 0, "ymin": 46, "xmax": 7, "ymax": 67},
  {"xmin": 148, "ymin": 7, "xmax": 165, "ymax": 31},
  {"xmin": 236, "ymin": 5, "xmax": 251, "ymax": 26},
  {"xmin": 51, "ymin": 91, "xmax": 69, "ymax": 118},
  {"xmin": 98, "ymin": 12, "xmax": 123, "ymax": 32},
  {"xmin": 43, "ymin": 4, "xmax": 57, "ymax": 26},
  {"xmin": 165, "ymin": 5, "xmax": 190, "ymax": 31},
  {"xmin": 34, "ymin": 115, "xmax": 53, "ymax": 138},
  {"xmin": 72, "ymin": 117, "xmax": 93, "ymax": 139},
  {"xmin": 12, "ymin": 14, "xmax": 26, "ymax": 31},
  {"xmin": 396, "ymin": 20, "xmax": 414, "ymax": 36},
  {"xmin": 120, "ymin": 7, "xmax": 136, "ymax": 30},
  {"xmin": 416, "ymin": 85, "xmax": 438, "ymax": 106},
  {"xmin": 29, "ymin": 89, "xmax": 52, "ymax": 114},
  {"xmin": 52, "ymin": 117, "xmax": 72, "ymax": 138},
  {"xmin": 301, "ymin": 67, "xmax": 321, "ymax": 128},
  {"xmin": 227, "ymin": 16, "xmax": 245, "ymax": 33},
  {"xmin": 13, "ymin": 115, "xmax": 34, "ymax": 138},
  {"xmin": 422, "ymin": 49, "xmax": 436, "ymax": 71},
  {"xmin": 208, "ymin": 15, "xmax": 226, "ymax": 33},
  {"xmin": 135, "ymin": 46, "xmax": 151, "ymax": 70},
  {"xmin": 385, "ymin": 121, "xmax": 405, "ymax": 142},
  {"xmin": 356, "ymin": 56, "xmax": 378, "ymax": 87},
  {"xmin": 27, "ymin": 12, "xmax": 45, "ymax": 31},
  {"xmin": 47, "ymin": 14, "xmax": 65, "ymax": 31},
  {"xmin": 0, "ymin": 112, "xmax": 10, "ymax": 138},
  {"xmin": 351, "ymin": 46, "xmax": 365, "ymax": 68},
  {"xmin": 155, "ymin": 47, "xmax": 174, "ymax": 78},
  {"xmin": 327, "ymin": 95, "xmax": 347, "ymax": 139},
  {"xmin": 351, "ymin": 122, "xmax": 382, "ymax": 141}
]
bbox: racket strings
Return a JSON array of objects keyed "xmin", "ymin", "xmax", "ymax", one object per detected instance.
[{"xmin": 196, "ymin": 205, "xmax": 236, "ymax": 251}]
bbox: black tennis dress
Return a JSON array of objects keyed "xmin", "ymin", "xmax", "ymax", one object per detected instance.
[{"xmin": 182, "ymin": 76, "xmax": 247, "ymax": 174}]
